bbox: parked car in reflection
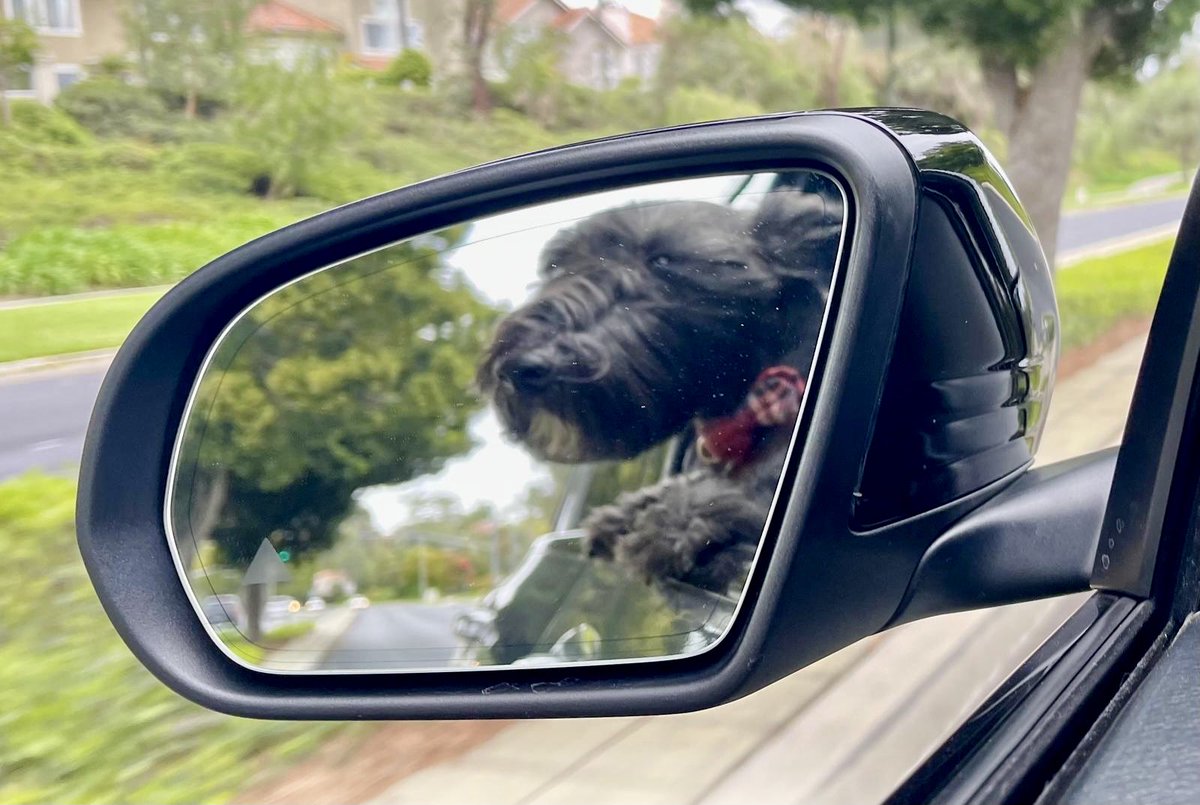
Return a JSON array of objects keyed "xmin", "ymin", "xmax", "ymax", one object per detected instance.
[
  {"xmin": 199, "ymin": 594, "xmax": 246, "ymax": 632},
  {"xmin": 454, "ymin": 530, "xmax": 745, "ymax": 667}
]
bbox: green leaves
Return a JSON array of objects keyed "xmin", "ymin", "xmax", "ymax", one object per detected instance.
[
  {"xmin": 181, "ymin": 235, "xmax": 495, "ymax": 565},
  {"xmin": 0, "ymin": 475, "xmax": 344, "ymax": 803}
]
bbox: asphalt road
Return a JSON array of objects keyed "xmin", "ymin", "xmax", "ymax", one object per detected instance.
[
  {"xmin": 0, "ymin": 196, "xmax": 1188, "ymax": 483},
  {"xmin": 319, "ymin": 602, "xmax": 470, "ymax": 670},
  {"xmin": 0, "ymin": 366, "xmax": 105, "ymax": 481},
  {"xmin": 1056, "ymin": 196, "xmax": 1187, "ymax": 255}
]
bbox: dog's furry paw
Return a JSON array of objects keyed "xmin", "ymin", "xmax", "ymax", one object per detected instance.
[{"xmin": 583, "ymin": 473, "xmax": 765, "ymax": 593}]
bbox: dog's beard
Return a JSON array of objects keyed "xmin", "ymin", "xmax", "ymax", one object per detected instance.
[{"xmin": 524, "ymin": 409, "xmax": 587, "ymax": 463}]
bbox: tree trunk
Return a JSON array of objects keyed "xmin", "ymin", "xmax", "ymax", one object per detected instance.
[
  {"xmin": 463, "ymin": 0, "xmax": 494, "ymax": 117},
  {"xmin": 397, "ymin": 0, "xmax": 410, "ymax": 51},
  {"xmin": 997, "ymin": 14, "xmax": 1105, "ymax": 267},
  {"xmin": 0, "ymin": 75, "xmax": 10, "ymax": 127},
  {"xmin": 184, "ymin": 86, "xmax": 199, "ymax": 120},
  {"xmin": 819, "ymin": 17, "xmax": 847, "ymax": 107},
  {"xmin": 880, "ymin": 4, "xmax": 898, "ymax": 105},
  {"xmin": 177, "ymin": 468, "xmax": 229, "ymax": 577},
  {"xmin": 981, "ymin": 55, "xmax": 1021, "ymax": 143}
]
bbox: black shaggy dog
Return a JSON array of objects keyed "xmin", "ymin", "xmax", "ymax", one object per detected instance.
[{"xmin": 478, "ymin": 185, "xmax": 843, "ymax": 591}]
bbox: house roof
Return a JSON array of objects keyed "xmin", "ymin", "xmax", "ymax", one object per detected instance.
[
  {"xmin": 247, "ymin": 1, "xmax": 341, "ymax": 37},
  {"xmin": 551, "ymin": 7, "xmax": 590, "ymax": 31},
  {"xmin": 626, "ymin": 11, "xmax": 658, "ymax": 44},
  {"xmin": 496, "ymin": 0, "xmax": 570, "ymax": 25}
]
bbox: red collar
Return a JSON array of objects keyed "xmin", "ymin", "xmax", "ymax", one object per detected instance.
[{"xmin": 695, "ymin": 366, "xmax": 805, "ymax": 471}]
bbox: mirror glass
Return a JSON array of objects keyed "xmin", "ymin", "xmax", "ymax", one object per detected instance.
[{"xmin": 168, "ymin": 170, "xmax": 846, "ymax": 672}]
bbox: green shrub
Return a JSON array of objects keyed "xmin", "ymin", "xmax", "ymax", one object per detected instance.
[
  {"xmin": 0, "ymin": 214, "xmax": 298, "ymax": 294},
  {"xmin": 55, "ymin": 77, "xmax": 179, "ymax": 141},
  {"xmin": 158, "ymin": 141, "xmax": 265, "ymax": 195},
  {"xmin": 0, "ymin": 475, "xmax": 344, "ymax": 804},
  {"xmin": 9, "ymin": 100, "xmax": 91, "ymax": 145},
  {"xmin": 381, "ymin": 48, "xmax": 433, "ymax": 88},
  {"xmin": 662, "ymin": 86, "xmax": 763, "ymax": 127}
]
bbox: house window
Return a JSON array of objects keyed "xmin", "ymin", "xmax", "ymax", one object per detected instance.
[
  {"xmin": 361, "ymin": 0, "xmax": 399, "ymax": 55},
  {"xmin": 6, "ymin": 0, "xmax": 82, "ymax": 35},
  {"xmin": 361, "ymin": 17, "xmax": 398, "ymax": 54},
  {"xmin": 54, "ymin": 64, "xmax": 83, "ymax": 91},
  {"xmin": 5, "ymin": 63, "xmax": 35, "ymax": 95},
  {"xmin": 360, "ymin": 0, "xmax": 421, "ymax": 55}
]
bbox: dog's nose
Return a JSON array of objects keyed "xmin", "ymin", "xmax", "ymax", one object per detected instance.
[{"xmin": 500, "ymin": 356, "xmax": 553, "ymax": 394}]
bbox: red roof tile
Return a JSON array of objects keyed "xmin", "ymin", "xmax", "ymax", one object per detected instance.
[
  {"xmin": 627, "ymin": 11, "xmax": 658, "ymax": 44},
  {"xmin": 247, "ymin": 1, "xmax": 340, "ymax": 36}
]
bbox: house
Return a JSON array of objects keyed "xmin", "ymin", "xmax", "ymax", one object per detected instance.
[
  {"xmin": 493, "ymin": 0, "xmax": 661, "ymax": 90},
  {"xmin": 246, "ymin": 0, "xmax": 343, "ymax": 67},
  {"xmin": 1, "ymin": 0, "xmax": 464, "ymax": 105},
  {"xmin": 1, "ymin": 0, "xmax": 125, "ymax": 103},
  {"xmin": 276, "ymin": 0, "xmax": 463, "ymax": 73}
]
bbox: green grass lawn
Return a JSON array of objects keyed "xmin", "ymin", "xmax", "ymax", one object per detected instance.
[
  {"xmin": 1058, "ymin": 237, "xmax": 1174, "ymax": 352},
  {"xmin": 0, "ymin": 290, "xmax": 166, "ymax": 363},
  {"xmin": 0, "ymin": 236, "xmax": 1176, "ymax": 366}
]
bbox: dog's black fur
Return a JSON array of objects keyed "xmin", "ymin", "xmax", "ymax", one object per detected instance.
[{"xmin": 478, "ymin": 187, "xmax": 841, "ymax": 591}]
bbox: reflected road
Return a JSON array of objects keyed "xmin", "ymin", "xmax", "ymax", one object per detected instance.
[{"xmin": 319, "ymin": 602, "xmax": 471, "ymax": 670}]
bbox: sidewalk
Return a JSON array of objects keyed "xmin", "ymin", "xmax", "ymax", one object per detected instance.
[{"xmin": 367, "ymin": 333, "xmax": 1148, "ymax": 805}]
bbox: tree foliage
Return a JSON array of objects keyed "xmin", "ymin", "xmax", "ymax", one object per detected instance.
[
  {"xmin": 1138, "ymin": 63, "xmax": 1200, "ymax": 178},
  {"xmin": 232, "ymin": 50, "xmax": 352, "ymax": 198},
  {"xmin": 381, "ymin": 48, "xmax": 434, "ymax": 88},
  {"xmin": 124, "ymin": 0, "xmax": 254, "ymax": 118},
  {"xmin": 0, "ymin": 16, "xmax": 37, "ymax": 126},
  {"xmin": 176, "ymin": 231, "xmax": 495, "ymax": 566}
]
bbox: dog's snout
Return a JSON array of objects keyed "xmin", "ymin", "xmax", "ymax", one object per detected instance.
[{"xmin": 500, "ymin": 355, "xmax": 553, "ymax": 394}]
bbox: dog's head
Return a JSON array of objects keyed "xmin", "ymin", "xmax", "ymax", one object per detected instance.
[{"xmin": 478, "ymin": 191, "xmax": 841, "ymax": 462}]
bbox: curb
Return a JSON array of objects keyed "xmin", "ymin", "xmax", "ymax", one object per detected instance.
[
  {"xmin": 0, "ymin": 348, "xmax": 117, "ymax": 381},
  {"xmin": 1057, "ymin": 224, "xmax": 1178, "ymax": 268},
  {"xmin": 0, "ymin": 284, "xmax": 173, "ymax": 311}
]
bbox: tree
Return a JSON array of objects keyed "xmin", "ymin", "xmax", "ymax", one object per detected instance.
[
  {"xmin": 656, "ymin": 14, "xmax": 818, "ymax": 111},
  {"xmin": 124, "ymin": 0, "xmax": 254, "ymax": 119},
  {"xmin": 172, "ymin": 229, "xmax": 495, "ymax": 576},
  {"xmin": 232, "ymin": 49, "xmax": 351, "ymax": 198},
  {"xmin": 462, "ymin": 0, "xmax": 495, "ymax": 116},
  {"xmin": 686, "ymin": 0, "xmax": 1200, "ymax": 265},
  {"xmin": 0, "ymin": 17, "xmax": 36, "ymax": 127},
  {"xmin": 1139, "ymin": 63, "xmax": 1200, "ymax": 180}
]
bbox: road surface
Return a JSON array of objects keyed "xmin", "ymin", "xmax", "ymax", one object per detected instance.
[
  {"xmin": 1056, "ymin": 195, "xmax": 1186, "ymax": 255},
  {"xmin": 0, "ymin": 196, "xmax": 1187, "ymax": 483},
  {"xmin": 0, "ymin": 365, "xmax": 105, "ymax": 480},
  {"xmin": 319, "ymin": 602, "xmax": 470, "ymax": 670}
]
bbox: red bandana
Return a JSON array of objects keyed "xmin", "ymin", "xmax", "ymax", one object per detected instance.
[{"xmin": 695, "ymin": 366, "xmax": 806, "ymax": 471}]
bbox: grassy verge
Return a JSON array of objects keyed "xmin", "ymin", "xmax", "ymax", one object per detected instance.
[
  {"xmin": 1057, "ymin": 237, "xmax": 1174, "ymax": 352},
  {"xmin": 0, "ymin": 237, "xmax": 1175, "ymax": 366},
  {"xmin": 0, "ymin": 474, "xmax": 349, "ymax": 804},
  {"xmin": 0, "ymin": 290, "xmax": 166, "ymax": 363}
]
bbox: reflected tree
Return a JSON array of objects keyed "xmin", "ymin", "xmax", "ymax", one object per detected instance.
[{"xmin": 177, "ymin": 232, "xmax": 495, "ymax": 574}]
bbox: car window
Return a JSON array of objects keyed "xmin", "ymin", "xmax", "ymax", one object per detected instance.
[{"xmin": 0, "ymin": 0, "xmax": 1188, "ymax": 802}]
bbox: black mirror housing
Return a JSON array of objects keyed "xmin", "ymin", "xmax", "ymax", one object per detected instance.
[{"xmin": 78, "ymin": 109, "xmax": 1061, "ymax": 719}]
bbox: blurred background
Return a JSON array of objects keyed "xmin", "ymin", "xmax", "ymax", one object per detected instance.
[{"xmin": 0, "ymin": 0, "xmax": 1195, "ymax": 803}]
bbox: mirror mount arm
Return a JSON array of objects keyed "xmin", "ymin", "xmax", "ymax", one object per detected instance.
[{"xmin": 887, "ymin": 448, "xmax": 1118, "ymax": 627}]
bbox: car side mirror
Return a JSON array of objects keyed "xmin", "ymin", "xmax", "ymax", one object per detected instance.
[{"xmin": 77, "ymin": 110, "xmax": 1100, "ymax": 719}]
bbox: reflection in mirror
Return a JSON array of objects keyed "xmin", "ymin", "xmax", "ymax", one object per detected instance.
[{"xmin": 168, "ymin": 171, "xmax": 846, "ymax": 672}]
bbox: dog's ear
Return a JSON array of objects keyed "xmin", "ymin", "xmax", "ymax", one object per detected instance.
[{"xmin": 750, "ymin": 188, "xmax": 844, "ymax": 284}]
